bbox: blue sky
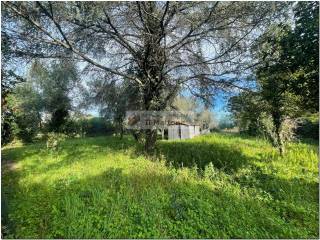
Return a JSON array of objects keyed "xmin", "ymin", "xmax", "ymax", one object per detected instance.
[{"xmin": 212, "ymin": 91, "xmax": 230, "ymax": 121}]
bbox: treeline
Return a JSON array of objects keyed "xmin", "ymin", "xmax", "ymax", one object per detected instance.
[
  {"xmin": 1, "ymin": 60, "xmax": 116, "ymax": 145},
  {"xmin": 2, "ymin": 58, "xmax": 219, "ymax": 145}
]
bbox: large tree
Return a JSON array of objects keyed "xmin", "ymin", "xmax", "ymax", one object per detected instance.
[
  {"xmin": 253, "ymin": 25, "xmax": 304, "ymax": 155},
  {"xmin": 2, "ymin": 1, "xmax": 287, "ymax": 151},
  {"xmin": 289, "ymin": 1, "xmax": 319, "ymax": 112},
  {"xmin": 250, "ymin": 1, "xmax": 319, "ymax": 154}
]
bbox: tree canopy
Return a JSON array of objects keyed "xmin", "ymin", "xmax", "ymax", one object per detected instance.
[{"xmin": 1, "ymin": 1, "xmax": 290, "ymax": 151}]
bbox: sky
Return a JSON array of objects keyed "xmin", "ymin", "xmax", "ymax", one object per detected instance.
[{"xmin": 212, "ymin": 91, "xmax": 231, "ymax": 121}]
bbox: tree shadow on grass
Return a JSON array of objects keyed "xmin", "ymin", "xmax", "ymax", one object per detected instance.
[
  {"xmin": 2, "ymin": 134, "xmax": 253, "ymax": 178},
  {"xmin": 1, "ymin": 153, "xmax": 23, "ymax": 238},
  {"xmin": 156, "ymin": 140, "xmax": 250, "ymax": 174},
  {"xmin": 15, "ymin": 135, "xmax": 253, "ymax": 176},
  {"xmin": 3, "ymin": 167, "xmax": 319, "ymax": 239},
  {"xmin": 43, "ymin": 136, "xmax": 142, "ymax": 172},
  {"xmin": 1, "ymin": 144, "xmax": 45, "ymax": 236},
  {"xmin": 1, "ymin": 143, "xmax": 47, "ymax": 165},
  {"xmin": 2, "ymin": 135, "xmax": 318, "ymax": 237},
  {"xmin": 1, "ymin": 136, "xmax": 141, "ymax": 177}
]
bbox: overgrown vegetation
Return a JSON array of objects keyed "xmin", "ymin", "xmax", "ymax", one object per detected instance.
[
  {"xmin": 1, "ymin": 2, "xmax": 318, "ymax": 238},
  {"xmin": 2, "ymin": 133, "xmax": 318, "ymax": 238},
  {"xmin": 228, "ymin": 2, "xmax": 318, "ymax": 155}
]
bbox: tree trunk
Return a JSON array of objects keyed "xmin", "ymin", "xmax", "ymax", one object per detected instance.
[
  {"xmin": 38, "ymin": 112, "xmax": 42, "ymax": 130},
  {"xmin": 120, "ymin": 125, "xmax": 123, "ymax": 139},
  {"xmin": 275, "ymin": 126, "xmax": 284, "ymax": 156},
  {"xmin": 132, "ymin": 131, "xmax": 139, "ymax": 141},
  {"xmin": 144, "ymin": 129, "xmax": 157, "ymax": 153},
  {"xmin": 273, "ymin": 112, "xmax": 284, "ymax": 156}
]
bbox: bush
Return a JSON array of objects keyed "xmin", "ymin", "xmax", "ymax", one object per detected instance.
[
  {"xmin": 1, "ymin": 109, "xmax": 15, "ymax": 145},
  {"xmin": 42, "ymin": 117, "xmax": 115, "ymax": 138},
  {"xmin": 14, "ymin": 112, "xmax": 40, "ymax": 143},
  {"xmin": 79, "ymin": 117, "xmax": 115, "ymax": 136},
  {"xmin": 238, "ymin": 113, "xmax": 273, "ymax": 138},
  {"xmin": 60, "ymin": 119, "xmax": 81, "ymax": 137},
  {"xmin": 46, "ymin": 132, "xmax": 66, "ymax": 150},
  {"xmin": 296, "ymin": 114, "xmax": 319, "ymax": 140}
]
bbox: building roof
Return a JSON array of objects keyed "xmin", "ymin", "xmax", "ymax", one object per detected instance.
[{"xmin": 168, "ymin": 120, "xmax": 200, "ymax": 126}]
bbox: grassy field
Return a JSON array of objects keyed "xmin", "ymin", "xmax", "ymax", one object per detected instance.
[{"xmin": 1, "ymin": 133, "xmax": 319, "ymax": 238}]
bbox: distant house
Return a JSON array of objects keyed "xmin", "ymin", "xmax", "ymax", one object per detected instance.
[{"xmin": 167, "ymin": 121, "xmax": 200, "ymax": 140}]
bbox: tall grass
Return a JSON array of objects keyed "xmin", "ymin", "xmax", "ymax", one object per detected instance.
[{"xmin": 1, "ymin": 133, "xmax": 318, "ymax": 238}]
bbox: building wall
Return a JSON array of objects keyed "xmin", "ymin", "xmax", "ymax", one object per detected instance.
[
  {"xmin": 168, "ymin": 125, "xmax": 200, "ymax": 140},
  {"xmin": 189, "ymin": 125, "xmax": 195, "ymax": 138},
  {"xmin": 180, "ymin": 125, "xmax": 190, "ymax": 139},
  {"xmin": 168, "ymin": 125, "xmax": 179, "ymax": 139},
  {"xmin": 194, "ymin": 126, "xmax": 200, "ymax": 136}
]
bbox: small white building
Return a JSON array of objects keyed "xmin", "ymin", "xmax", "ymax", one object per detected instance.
[{"xmin": 167, "ymin": 121, "xmax": 200, "ymax": 140}]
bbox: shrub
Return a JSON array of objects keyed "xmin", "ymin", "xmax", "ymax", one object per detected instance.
[
  {"xmin": 46, "ymin": 132, "xmax": 66, "ymax": 151},
  {"xmin": 203, "ymin": 162, "xmax": 217, "ymax": 180},
  {"xmin": 80, "ymin": 117, "xmax": 115, "ymax": 136},
  {"xmin": 1, "ymin": 109, "xmax": 15, "ymax": 145},
  {"xmin": 296, "ymin": 114, "xmax": 319, "ymax": 140},
  {"xmin": 60, "ymin": 119, "xmax": 81, "ymax": 137},
  {"xmin": 281, "ymin": 118, "xmax": 298, "ymax": 142},
  {"xmin": 14, "ymin": 112, "xmax": 40, "ymax": 143}
]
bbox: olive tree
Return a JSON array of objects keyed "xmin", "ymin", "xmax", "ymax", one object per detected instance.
[{"xmin": 2, "ymin": 1, "xmax": 287, "ymax": 151}]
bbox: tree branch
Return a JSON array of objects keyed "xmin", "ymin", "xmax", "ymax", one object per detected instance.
[{"xmin": 3, "ymin": 2, "xmax": 143, "ymax": 86}]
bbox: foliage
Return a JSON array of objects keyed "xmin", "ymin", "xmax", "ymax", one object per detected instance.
[
  {"xmin": 2, "ymin": 1, "xmax": 289, "ymax": 152},
  {"xmin": 296, "ymin": 113, "xmax": 319, "ymax": 140},
  {"xmin": 13, "ymin": 113, "xmax": 39, "ymax": 144},
  {"xmin": 1, "ymin": 31, "xmax": 25, "ymax": 98},
  {"xmin": 1, "ymin": 106, "xmax": 15, "ymax": 145},
  {"xmin": 197, "ymin": 109, "xmax": 217, "ymax": 130},
  {"xmin": 46, "ymin": 132, "xmax": 67, "ymax": 151},
  {"xmin": 1, "ymin": 32, "xmax": 25, "ymax": 145},
  {"xmin": 29, "ymin": 60, "xmax": 79, "ymax": 132},
  {"xmin": 2, "ymin": 133, "xmax": 318, "ymax": 238},
  {"xmin": 2, "ymin": 60, "xmax": 79, "ymax": 144},
  {"xmin": 285, "ymin": 2, "xmax": 319, "ymax": 112},
  {"xmin": 218, "ymin": 116, "xmax": 235, "ymax": 130},
  {"xmin": 44, "ymin": 117, "xmax": 116, "ymax": 138},
  {"xmin": 90, "ymin": 76, "xmax": 141, "ymax": 138},
  {"xmin": 172, "ymin": 95, "xmax": 200, "ymax": 113},
  {"xmin": 80, "ymin": 117, "xmax": 115, "ymax": 137},
  {"xmin": 172, "ymin": 95, "xmax": 217, "ymax": 130},
  {"xmin": 6, "ymin": 83, "xmax": 43, "ymax": 143},
  {"xmin": 240, "ymin": 1, "xmax": 319, "ymax": 154},
  {"xmin": 228, "ymin": 91, "xmax": 267, "ymax": 135},
  {"xmin": 58, "ymin": 119, "xmax": 81, "ymax": 138},
  {"xmin": 253, "ymin": 25, "xmax": 306, "ymax": 154}
]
